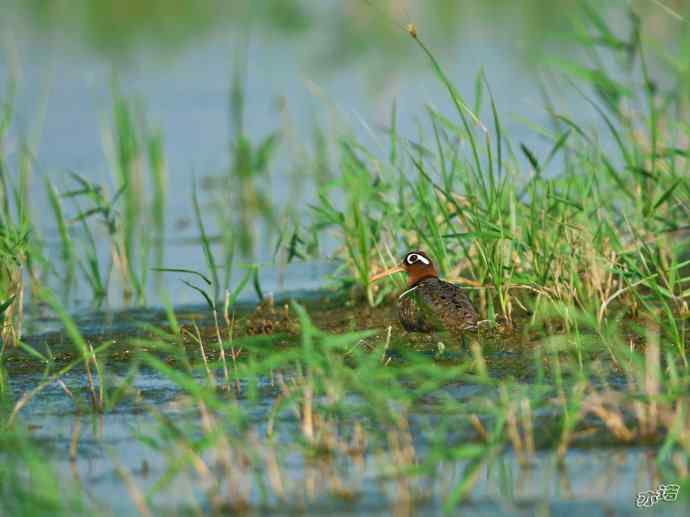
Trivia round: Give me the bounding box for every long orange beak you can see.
[369,265,405,283]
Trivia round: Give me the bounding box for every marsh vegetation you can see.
[1,1,690,514]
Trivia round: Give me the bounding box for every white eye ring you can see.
[406,253,430,265]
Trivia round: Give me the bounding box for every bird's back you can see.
[398,277,479,333]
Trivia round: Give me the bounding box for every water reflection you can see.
[8,362,689,515]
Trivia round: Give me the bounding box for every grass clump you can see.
[310,3,690,341]
[0,72,39,350]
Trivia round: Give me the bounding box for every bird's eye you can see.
[406,253,430,265]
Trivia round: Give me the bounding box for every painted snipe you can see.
[370,250,479,333]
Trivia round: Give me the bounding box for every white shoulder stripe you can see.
[398,285,419,299]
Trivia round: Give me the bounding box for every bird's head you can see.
[369,250,438,287]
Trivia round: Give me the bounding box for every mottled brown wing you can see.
[416,278,479,332]
[398,287,444,332]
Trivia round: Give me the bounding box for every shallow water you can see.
[5,296,689,515]
[8,360,689,515]
[20,259,342,333]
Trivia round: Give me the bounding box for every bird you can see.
[369,250,479,334]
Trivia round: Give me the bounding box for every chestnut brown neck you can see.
[406,264,438,287]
